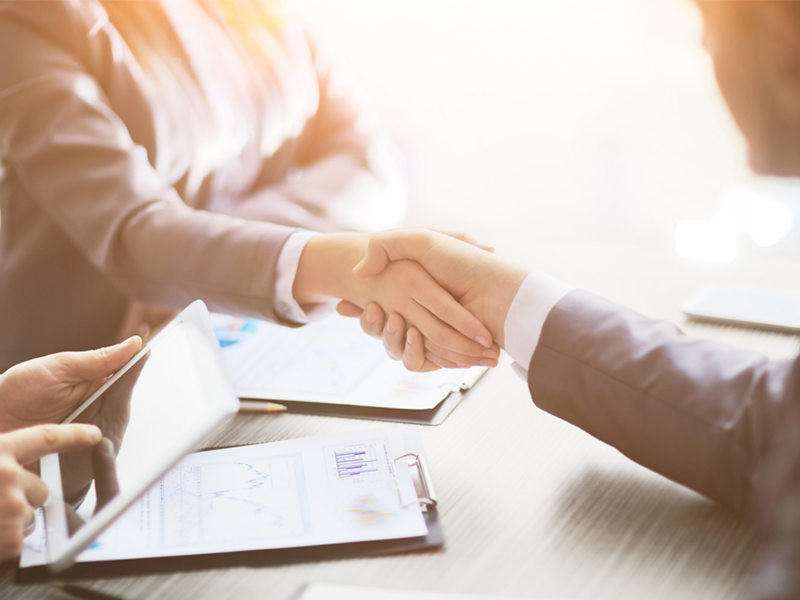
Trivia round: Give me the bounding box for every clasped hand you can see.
[293,232,504,371]
[328,229,529,372]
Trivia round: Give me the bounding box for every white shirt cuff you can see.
[274,231,336,324]
[504,272,573,375]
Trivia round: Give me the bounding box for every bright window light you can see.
[675,219,736,261]
[716,189,792,247]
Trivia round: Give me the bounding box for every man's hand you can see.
[339,229,529,371]
[293,232,501,371]
[0,337,142,432]
[0,424,102,561]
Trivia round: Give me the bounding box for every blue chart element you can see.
[334,448,378,479]
[214,318,259,348]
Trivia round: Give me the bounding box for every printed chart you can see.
[161,454,307,546]
[213,317,259,348]
[333,446,379,479]
[210,312,468,409]
[324,440,390,486]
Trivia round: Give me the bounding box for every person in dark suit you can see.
[338,2,800,598]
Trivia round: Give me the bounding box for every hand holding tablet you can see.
[0,423,101,562]
[37,301,240,572]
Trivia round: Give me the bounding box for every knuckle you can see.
[425,327,449,348]
[422,340,445,357]
[39,425,59,448]
[0,464,18,487]
[435,301,453,323]
[0,465,18,487]
[2,530,24,557]
[402,356,420,372]
[0,495,27,519]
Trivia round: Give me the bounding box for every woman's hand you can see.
[339,229,529,371]
[0,423,102,561]
[0,337,142,433]
[292,232,500,371]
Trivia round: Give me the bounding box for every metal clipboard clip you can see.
[392,453,438,511]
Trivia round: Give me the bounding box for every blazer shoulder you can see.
[0,0,101,56]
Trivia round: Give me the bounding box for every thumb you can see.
[353,230,437,278]
[352,238,393,278]
[4,424,103,465]
[58,336,143,382]
[353,229,493,279]
[426,228,495,253]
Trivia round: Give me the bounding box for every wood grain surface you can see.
[3,1,799,598]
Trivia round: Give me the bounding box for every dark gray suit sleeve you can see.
[526,289,800,514]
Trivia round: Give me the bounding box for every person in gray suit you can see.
[338,2,800,598]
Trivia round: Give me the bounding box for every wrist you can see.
[484,262,529,348]
[293,232,370,305]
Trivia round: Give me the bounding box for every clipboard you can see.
[276,367,487,425]
[16,427,443,582]
[212,313,489,425]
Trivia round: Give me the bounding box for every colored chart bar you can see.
[334,449,378,479]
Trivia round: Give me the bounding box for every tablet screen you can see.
[45,309,239,562]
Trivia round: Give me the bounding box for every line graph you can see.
[161,454,307,547]
[212,314,388,397]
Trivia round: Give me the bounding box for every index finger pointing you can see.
[3,424,103,466]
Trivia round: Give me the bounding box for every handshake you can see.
[294,228,531,373]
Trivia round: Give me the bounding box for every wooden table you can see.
[1,240,797,600]
[3,1,800,598]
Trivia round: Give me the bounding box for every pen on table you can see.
[52,581,125,600]
[238,400,287,413]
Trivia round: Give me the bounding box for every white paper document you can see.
[211,313,485,410]
[21,428,429,567]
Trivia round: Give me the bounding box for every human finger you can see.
[383,313,407,361]
[424,228,495,253]
[0,490,33,560]
[336,300,363,318]
[403,328,441,372]
[397,296,489,361]
[92,439,120,511]
[353,229,495,280]
[335,302,388,339]
[18,468,49,509]
[362,303,387,339]
[423,352,460,369]
[352,230,436,278]
[0,459,35,558]
[56,336,143,383]
[421,338,500,368]
[399,266,493,350]
[5,424,102,465]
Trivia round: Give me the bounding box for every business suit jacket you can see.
[0,1,404,371]
[527,289,800,599]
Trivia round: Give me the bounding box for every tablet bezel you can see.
[41,300,240,572]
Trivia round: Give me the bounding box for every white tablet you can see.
[682,284,800,332]
[40,300,240,572]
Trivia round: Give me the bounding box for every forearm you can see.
[528,290,800,513]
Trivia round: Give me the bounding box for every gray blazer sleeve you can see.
[527,289,800,514]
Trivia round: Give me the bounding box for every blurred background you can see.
[304,0,800,342]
